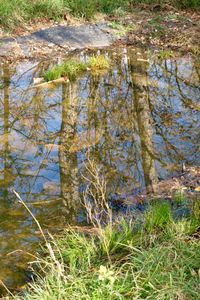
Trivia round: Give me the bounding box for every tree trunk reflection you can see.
[130,56,158,192]
[59,82,80,222]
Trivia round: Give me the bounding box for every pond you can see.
[0,47,199,291]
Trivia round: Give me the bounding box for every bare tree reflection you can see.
[59,82,80,222]
[129,54,158,192]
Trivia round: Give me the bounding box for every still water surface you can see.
[0,48,199,290]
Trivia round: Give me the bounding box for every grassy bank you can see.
[13,200,200,300]
[0,0,200,30]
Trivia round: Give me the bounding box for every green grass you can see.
[88,55,111,72]
[158,49,174,60]
[13,201,200,300]
[0,0,199,31]
[0,0,66,29]
[43,56,110,82]
[0,0,130,30]
[145,202,173,231]
[43,59,87,81]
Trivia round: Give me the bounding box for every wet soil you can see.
[0,7,199,63]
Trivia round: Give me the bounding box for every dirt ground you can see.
[0,5,200,63]
[112,4,200,54]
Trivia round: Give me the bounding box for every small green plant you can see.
[173,189,187,205]
[113,7,126,17]
[43,56,110,82]
[145,202,172,232]
[43,65,63,82]
[62,59,87,80]
[192,199,200,220]
[158,49,174,60]
[108,21,133,36]
[57,230,97,273]
[171,218,199,236]
[88,55,111,72]
[64,0,96,19]
[109,21,125,30]
[147,15,165,36]
[43,59,87,81]
[98,0,130,14]
[99,219,139,256]
[148,15,163,26]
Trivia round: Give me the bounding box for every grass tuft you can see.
[43,56,111,82]
[43,59,87,82]
[145,201,173,232]
[88,55,111,73]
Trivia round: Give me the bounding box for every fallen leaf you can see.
[194,186,200,192]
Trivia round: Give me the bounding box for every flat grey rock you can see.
[19,24,113,47]
[0,23,116,59]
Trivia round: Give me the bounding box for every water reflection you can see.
[0,48,199,289]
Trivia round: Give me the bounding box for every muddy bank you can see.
[0,7,199,63]
[0,23,116,63]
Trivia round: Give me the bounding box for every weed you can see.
[192,200,200,220]
[43,65,63,82]
[173,188,187,204]
[148,15,163,26]
[172,0,200,8]
[98,0,130,14]
[43,56,110,82]
[145,202,172,232]
[108,21,133,37]
[147,15,165,37]
[158,49,174,60]
[88,55,111,72]
[0,0,66,29]
[57,230,97,273]
[131,0,200,7]
[43,59,87,81]
[62,59,87,80]
[113,7,126,17]
[99,219,140,256]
